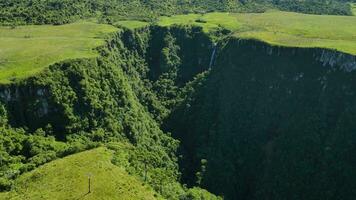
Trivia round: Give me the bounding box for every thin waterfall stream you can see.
[209,43,217,69]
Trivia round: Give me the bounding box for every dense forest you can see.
[0,0,354,25]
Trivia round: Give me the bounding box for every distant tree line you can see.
[0,0,353,25]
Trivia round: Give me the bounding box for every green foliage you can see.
[0,104,7,127]
[352,3,356,15]
[272,0,352,15]
[180,187,222,200]
[0,125,98,191]
[2,13,356,200]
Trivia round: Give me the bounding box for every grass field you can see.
[0,147,160,200]
[114,20,149,29]
[157,11,356,55]
[158,12,240,32]
[0,22,117,83]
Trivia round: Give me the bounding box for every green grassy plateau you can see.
[157,11,356,55]
[114,20,149,30]
[1,11,355,84]
[0,21,117,83]
[0,147,160,200]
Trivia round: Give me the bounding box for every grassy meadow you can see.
[233,11,356,55]
[114,20,149,30]
[156,11,356,55]
[157,12,241,32]
[0,147,160,200]
[0,21,117,83]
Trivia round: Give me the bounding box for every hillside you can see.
[0,147,161,200]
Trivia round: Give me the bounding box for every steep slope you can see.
[0,147,161,200]
[166,38,356,199]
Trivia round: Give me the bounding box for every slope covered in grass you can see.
[0,21,117,83]
[157,11,356,55]
[0,147,161,200]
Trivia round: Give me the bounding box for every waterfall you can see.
[209,43,217,69]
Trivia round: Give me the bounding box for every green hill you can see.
[0,147,161,200]
[0,21,117,83]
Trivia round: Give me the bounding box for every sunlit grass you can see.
[0,147,160,200]
[157,11,356,55]
[157,12,241,32]
[114,20,149,29]
[0,22,118,83]
[233,11,356,54]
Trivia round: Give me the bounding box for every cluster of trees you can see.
[272,0,353,15]
[0,0,354,25]
[0,103,98,190]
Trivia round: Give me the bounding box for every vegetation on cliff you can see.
[0,26,221,199]
[165,39,356,199]
[1,3,356,199]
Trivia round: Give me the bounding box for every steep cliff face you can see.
[0,85,53,131]
[166,38,356,199]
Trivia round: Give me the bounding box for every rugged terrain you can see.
[1,5,356,200]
